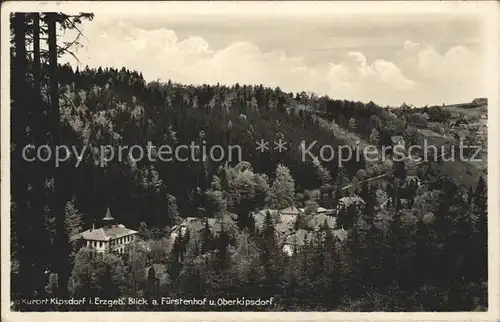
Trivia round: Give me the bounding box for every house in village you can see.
[70,207,139,254]
[336,196,365,212]
[251,209,279,232]
[251,208,296,242]
[282,229,313,256]
[205,215,237,236]
[253,206,336,231]
[275,222,295,241]
[169,217,204,242]
[279,206,303,225]
[317,207,336,215]
[308,213,337,231]
[307,213,347,247]
[298,206,336,216]
[281,227,348,256]
[252,205,338,246]
[252,206,302,232]
[170,214,238,242]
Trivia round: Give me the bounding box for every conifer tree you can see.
[270,164,296,209]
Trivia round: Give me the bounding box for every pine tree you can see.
[259,210,280,298]
[215,225,230,271]
[270,164,296,209]
[312,157,332,186]
[201,219,214,253]
[361,183,376,225]
[321,223,342,308]
[386,209,405,287]
[393,160,407,181]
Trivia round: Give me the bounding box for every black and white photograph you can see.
[1,1,499,318]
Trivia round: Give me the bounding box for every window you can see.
[99,241,102,248]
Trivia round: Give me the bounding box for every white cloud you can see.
[61,19,485,107]
[404,40,420,50]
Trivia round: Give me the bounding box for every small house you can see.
[308,213,337,231]
[170,217,204,241]
[282,229,313,256]
[317,207,336,215]
[252,209,279,232]
[315,228,349,244]
[279,206,303,225]
[275,222,294,238]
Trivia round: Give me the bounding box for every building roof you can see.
[173,215,237,236]
[298,207,335,215]
[255,209,279,217]
[179,217,205,232]
[318,207,335,215]
[308,213,337,230]
[275,222,293,235]
[252,209,279,231]
[72,226,138,242]
[279,206,303,215]
[338,196,365,207]
[284,229,313,246]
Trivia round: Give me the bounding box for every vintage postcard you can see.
[1,1,499,321]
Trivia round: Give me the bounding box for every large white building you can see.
[71,207,138,254]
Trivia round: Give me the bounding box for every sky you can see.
[60,10,487,107]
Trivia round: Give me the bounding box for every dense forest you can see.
[10,12,488,311]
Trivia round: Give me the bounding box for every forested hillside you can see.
[10,13,488,312]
